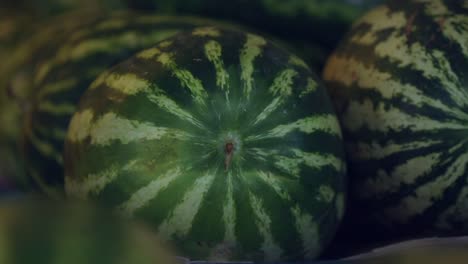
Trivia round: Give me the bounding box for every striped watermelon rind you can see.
[23,13,245,197]
[65,27,346,262]
[323,0,468,237]
[124,0,386,70]
[1,10,116,190]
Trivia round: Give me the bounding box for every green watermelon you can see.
[64,27,346,262]
[0,197,176,264]
[1,11,110,189]
[23,13,240,197]
[124,0,386,71]
[323,0,468,238]
[0,9,38,188]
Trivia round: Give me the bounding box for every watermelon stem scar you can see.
[224,142,234,171]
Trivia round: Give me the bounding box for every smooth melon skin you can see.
[64,27,346,262]
[0,197,176,264]
[323,0,468,239]
[22,12,243,198]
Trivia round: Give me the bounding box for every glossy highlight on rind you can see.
[65,27,346,262]
[323,0,468,236]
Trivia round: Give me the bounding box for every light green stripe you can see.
[289,55,309,69]
[383,142,468,224]
[37,79,77,99]
[119,166,184,217]
[256,170,291,201]
[28,131,63,165]
[252,69,297,126]
[350,5,407,45]
[87,112,192,147]
[374,31,468,108]
[255,171,325,258]
[147,91,205,129]
[37,29,181,85]
[251,148,343,176]
[37,102,76,115]
[159,40,173,48]
[157,52,208,106]
[104,73,151,95]
[421,0,468,57]
[317,185,335,203]
[348,140,443,161]
[324,55,468,121]
[158,170,217,239]
[248,191,283,262]
[299,78,318,98]
[34,61,53,85]
[291,206,320,259]
[67,30,180,61]
[359,152,442,200]
[335,193,345,220]
[343,99,468,133]
[35,124,67,141]
[439,15,468,57]
[246,114,342,141]
[95,18,127,31]
[89,70,111,90]
[67,109,95,143]
[65,160,139,199]
[193,27,221,37]
[205,40,229,91]
[223,171,237,243]
[137,47,162,59]
[276,149,344,176]
[240,34,266,99]
[437,177,468,229]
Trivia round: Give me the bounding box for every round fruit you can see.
[0,197,176,264]
[23,13,235,197]
[65,27,346,262]
[323,0,468,237]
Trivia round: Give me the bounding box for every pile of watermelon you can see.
[0,0,467,263]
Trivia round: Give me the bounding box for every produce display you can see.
[0,197,176,264]
[323,0,468,238]
[64,27,346,262]
[1,0,467,262]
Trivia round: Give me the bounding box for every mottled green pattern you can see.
[23,14,234,197]
[65,28,346,262]
[323,0,468,236]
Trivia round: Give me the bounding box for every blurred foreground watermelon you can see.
[0,197,177,264]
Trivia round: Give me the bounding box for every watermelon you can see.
[1,11,111,190]
[0,197,176,264]
[323,0,468,238]
[124,0,386,71]
[0,9,38,188]
[22,13,241,197]
[64,27,346,262]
